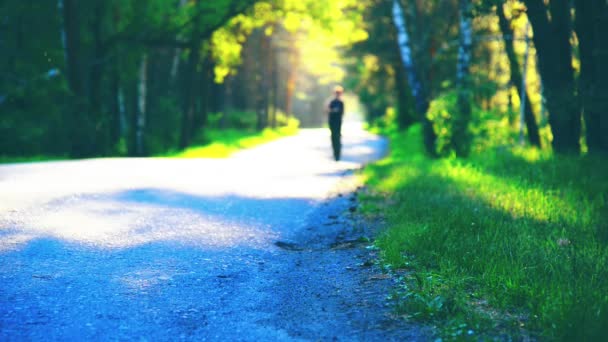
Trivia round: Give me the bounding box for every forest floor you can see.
[0,124,433,340]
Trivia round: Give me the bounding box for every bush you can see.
[207,110,258,130]
[426,91,515,157]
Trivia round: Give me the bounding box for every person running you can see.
[327,86,344,161]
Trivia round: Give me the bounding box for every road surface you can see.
[0,124,430,340]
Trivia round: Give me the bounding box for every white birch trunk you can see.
[391,0,425,114]
[392,0,437,155]
[456,0,473,86]
[136,53,148,155]
[170,50,181,83]
[451,0,474,156]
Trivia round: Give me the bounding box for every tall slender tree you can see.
[453,0,474,157]
[392,0,437,156]
[496,3,541,147]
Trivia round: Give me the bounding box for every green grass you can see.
[1,125,297,163]
[0,155,67,164]
[362,124,608,340]
[160,125,298,159]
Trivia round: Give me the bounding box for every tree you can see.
[62,0,97,157]
[453,0,474,157]
[391,0,437,156]
[523,0,580,153]
[495,2,541,147]
[575,0,608,155]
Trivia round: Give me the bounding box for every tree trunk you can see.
[453,0,473,157]
[256,31,271,131]
[135,53,148,156]
[575,0,608,155]
[89,0,107,154]
[118,86,127,138]
[62,0,96,157]
[61,0,83,98]
[391,0,437,156]
[194,55,211,133]
[127,79,138,156]
[57,0,68,65]
[524,0,580,154]
[208,60,224,114]
[179,38,201,148]
[285,37,298,117]
[170,0,188,85]
[518,21,531,146]
[394,63,415,130]
[263,33,272,129]
[109,69,121,148]
[496,4,541,147]
[271,45,279,128]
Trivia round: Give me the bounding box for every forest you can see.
[1,0,607,339]
[1,0,606,158]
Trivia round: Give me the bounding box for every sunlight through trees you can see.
[0,0,606,158]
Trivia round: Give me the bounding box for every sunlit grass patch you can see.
[161,125,298,159]
[0,126,297,163]
[363,124,608,340]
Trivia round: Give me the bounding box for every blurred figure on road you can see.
[326,86,344,161]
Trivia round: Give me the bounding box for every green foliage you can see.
[211,2,275,82]
[425,90,514,157]
[145,96,182,155]
[346,54,396,123]
[0,79,71,156]
[0,1,71,156]
[343,0,397,124]
[160,123,298,159]
[211,110,259,130]
[157,108,300,158]
[363,124,608,340]
[207,109,300,131]
[370,106,398,132]
[427,92,458,156]
[211,0,369,84]
[273,110,299,128]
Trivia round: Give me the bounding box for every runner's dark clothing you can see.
[328,98,344,161]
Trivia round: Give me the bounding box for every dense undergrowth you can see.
[361,124,608,340]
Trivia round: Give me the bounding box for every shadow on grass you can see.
[364,126,608,340]
[471,147,608,202]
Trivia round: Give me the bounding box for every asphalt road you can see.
[0,124,431,341]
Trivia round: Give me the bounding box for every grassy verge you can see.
[0,155,67,164]
[1,125,297,164]
[161,125,298,159]
[361,124,608,340]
